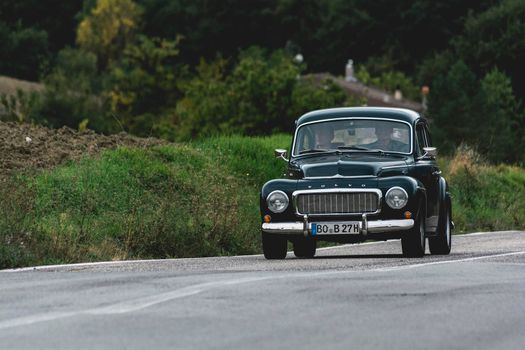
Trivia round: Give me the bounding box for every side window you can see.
[416,124,427,156]
[423,125,432,147]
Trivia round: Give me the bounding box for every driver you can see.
[368,123,408,152]
[315,124,335,149]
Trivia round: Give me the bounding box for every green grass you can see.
[1,135,524,268]
[0,134,290,268]
[440,156,525,234]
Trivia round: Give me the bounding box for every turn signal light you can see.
[264,215,272,223]
[404,211,412,219]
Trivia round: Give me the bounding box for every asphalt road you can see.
[1,231,525,350]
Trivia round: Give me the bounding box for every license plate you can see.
[311,222,361,235]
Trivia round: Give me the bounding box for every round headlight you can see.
[385,187,408,209]
[266,190,289,213]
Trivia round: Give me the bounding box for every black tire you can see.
[429,203,452,255]
[262,233,287,259]
[401,202,426,258]
[293,237,317,258]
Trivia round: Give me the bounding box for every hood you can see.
[291,153,409,178]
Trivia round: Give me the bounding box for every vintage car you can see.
[260,107,452,259]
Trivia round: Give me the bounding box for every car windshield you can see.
[293,119,411,156]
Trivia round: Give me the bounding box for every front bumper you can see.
[262,214,414,236]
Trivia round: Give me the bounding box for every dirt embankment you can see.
[0,121,164,177]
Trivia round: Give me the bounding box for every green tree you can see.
[176,48,300,139]
[77,0,142,68]
[0,22,50,80]
[429,62,524,163]
[290,77,349,118]
[31,48,110,131]
[427,60,483,153]
[478,69,523,163]
[176,47,350,140]
[453,0,525,97]
[108,35,184,137]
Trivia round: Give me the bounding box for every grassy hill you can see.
[1,128,524,269]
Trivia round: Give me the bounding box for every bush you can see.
[290,77,349,118]
[0,22,50,81]
[355,65,419,100]
[28,48,112,132]
[441,146,525,233]
[108,34,185,137]
[428,61,524,163]
[176,47,349,140]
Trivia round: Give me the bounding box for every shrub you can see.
[428,62,524,163]
[28,48,111,132]
[0,22,50,81]
[176,47,350,140]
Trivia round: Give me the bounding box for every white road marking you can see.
[1,249,524,331]
[0,276,273,331]
[371,250,525,272]
[4,231,520,273]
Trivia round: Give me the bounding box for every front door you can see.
[413,122,440,232]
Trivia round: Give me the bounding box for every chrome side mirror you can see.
[423,147,437,158]
[274,148,289,162]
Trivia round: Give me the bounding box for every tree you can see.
[0,21,49,80]
[77,0,142,68]
[30,48,110,131]
[428,62,524,163]
[427,60,483,153]
[453,0,525,98]
[479,69,523,163]
[175,47,350,140]
[108,35,184,137]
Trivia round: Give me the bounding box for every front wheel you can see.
[262,233,287,259]
[429,204,452,255]
[293,238,316,258]
[401,202,426,257]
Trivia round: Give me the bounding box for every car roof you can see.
[296,107,421,126]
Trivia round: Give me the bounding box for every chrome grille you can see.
[296,191,379,215]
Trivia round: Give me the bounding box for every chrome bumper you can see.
[262,214,414,236]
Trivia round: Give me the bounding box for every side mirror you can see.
[274,148,289,162]
[423,147,437,158]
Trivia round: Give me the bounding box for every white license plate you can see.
[311,222,361,235]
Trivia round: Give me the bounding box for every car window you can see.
[416,124,427,156]
[294,119,411,155]
[424,124,432,147]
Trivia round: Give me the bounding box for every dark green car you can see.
[260,107,453,259]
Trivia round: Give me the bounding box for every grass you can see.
[0,134,290,268]
[1,136,524,268]
[440,146,525,234]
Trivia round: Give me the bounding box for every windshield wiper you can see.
[298,148,332,154]
[365,149,408,157]
[337,145,370,151]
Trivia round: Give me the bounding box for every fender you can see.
[260,179,298,221]
[428,176,451,236]
[375,176,426,220]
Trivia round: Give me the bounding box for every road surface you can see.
[1,231,524,349]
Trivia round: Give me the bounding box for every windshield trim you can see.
[291,117,414,157]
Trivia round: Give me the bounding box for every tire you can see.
[401,202,426,257]
[262,233,287,259]
[429,204,452,255]
[293,238,317,258]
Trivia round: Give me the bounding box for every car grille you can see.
[295,191,379,215]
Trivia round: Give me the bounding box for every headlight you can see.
[385,187,408,209]
[266,190,289,213]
